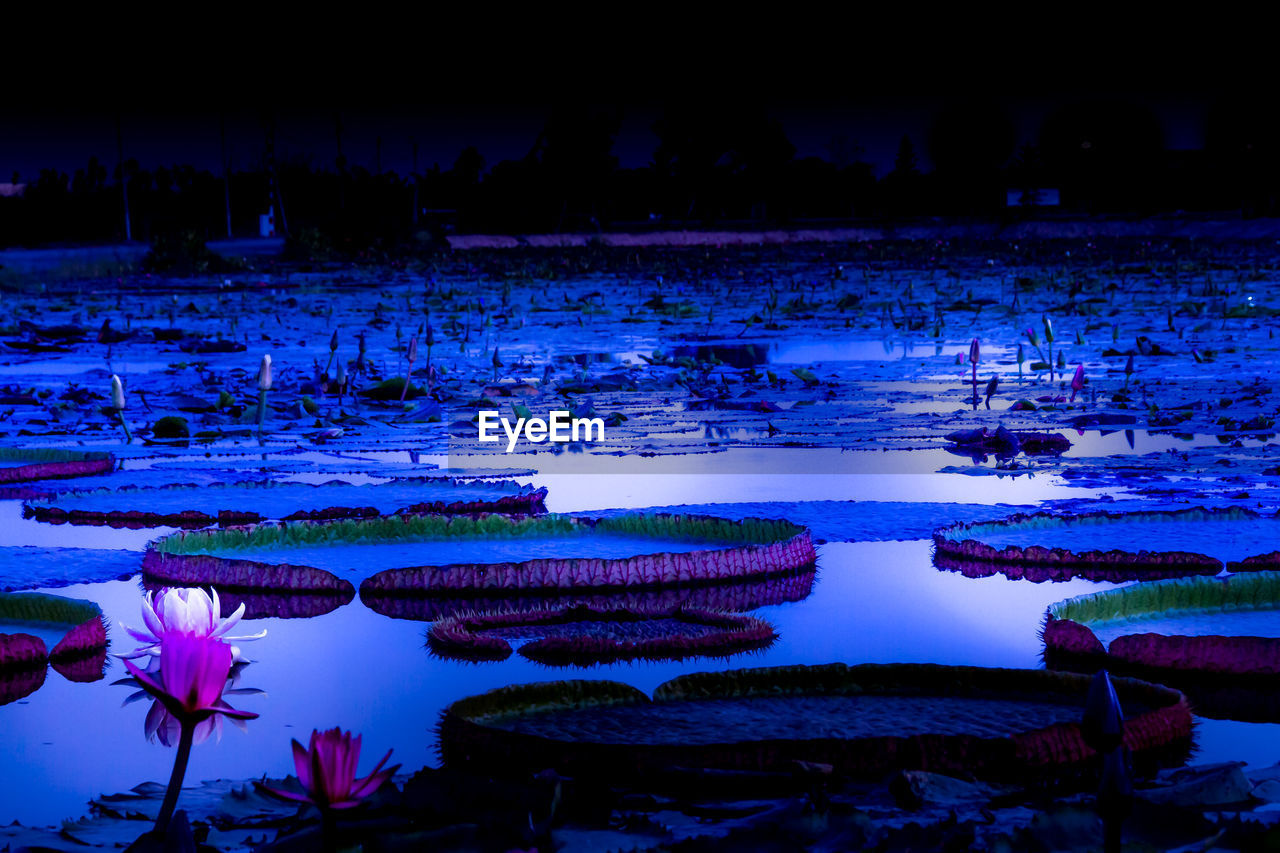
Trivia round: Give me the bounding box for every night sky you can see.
[0,20,1258,184]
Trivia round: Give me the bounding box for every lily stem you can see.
[155,721,194,834]
[321,808,338,853]
[400,365,413,403]
[256,389,268,437]
[117,410,132,443]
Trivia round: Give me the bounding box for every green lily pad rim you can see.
[151,512,809,556]
[1050,569,1280,627]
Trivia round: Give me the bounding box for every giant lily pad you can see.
[24,478,547,528]
[141,549,355,620]
[363,565,815,622]
[0,547,141,592]
[139,578,354,621]
[428,605,777,665]
[0,448,113,485]
[934,507,1280,581]
[0,592,109,696]
[145,514,815,602]
[1045,572,1280,721]
[440,663,1192,782]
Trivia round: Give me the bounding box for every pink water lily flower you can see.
[1070,364,1086,402]
[258,728,400,811]
[119,587,265,662]
[122,633,259,727]
[127,662,263,747]
[145,698,233,746]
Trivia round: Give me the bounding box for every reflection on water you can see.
[0,539,1150,826]
[516,448,1110,512]
[0,454,1265,828]
[670,340,1008,367]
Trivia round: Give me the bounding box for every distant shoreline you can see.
[446,217,1280,249]
[6,217,1280,278]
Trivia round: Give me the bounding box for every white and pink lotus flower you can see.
[118,587,266,664]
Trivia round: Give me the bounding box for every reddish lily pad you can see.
[141,550,356,619]
[0,448,113,485]
[363,565,815,622]
[140,577,354,620]
[428,605,778,665]
[0,592,109,698]
[933,507,1279,581]
[24,479,547,529]
[146,514,815,602]
[1044,571,1280,720]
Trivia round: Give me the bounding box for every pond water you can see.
[7,241,1280,841]
[7,473,1278,826]
[971,516,1280,562]
[0,537,1107,825]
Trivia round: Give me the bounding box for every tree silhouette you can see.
[928,100,1015,213]
[884,135,923,215]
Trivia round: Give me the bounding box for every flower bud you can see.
[969,338,980,365]
[407,335,418,363]
[329,330,338,352]
[1043,315,1055,344]
[111,374,125,410]
[257,354,273,391]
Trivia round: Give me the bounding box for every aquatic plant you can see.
[1082,670,1124,754]
[0,631,45,670]
[1045,571,1280,686]
[149,512,814,599]
[440,663,1191,783]
[427,604,777,665]
[109,374,131,443]
[24,479,548,529]
[152,415,190,440]
[0,592,108,670]
[324,329,338,378]
[933,507,1266,577]
[968,337,980,405]
[363,565,815,622]
[0,448,114,485]
[255,354,272,436]
[122,633,258,834]
[257,727,399,814]
[400,334,418,403]
[117,587,265,664]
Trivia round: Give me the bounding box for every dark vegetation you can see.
[3,98,1279,256]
